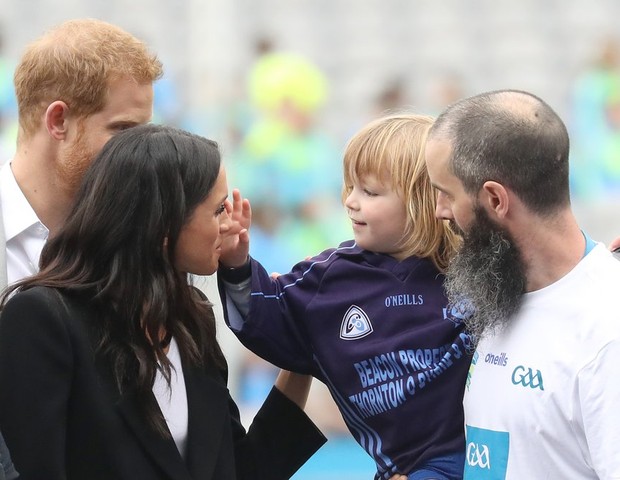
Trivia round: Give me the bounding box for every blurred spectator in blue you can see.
[228,47,346,274]
[224,37,275,149]
[0,27,18,163]
[570,37,620,201]
[152,72,183,127]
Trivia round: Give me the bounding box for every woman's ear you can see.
[480,180,510,220]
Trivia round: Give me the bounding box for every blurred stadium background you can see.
[2,1,620,478]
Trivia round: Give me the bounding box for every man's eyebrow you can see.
[430,182,447,193]
[109,120,140,129]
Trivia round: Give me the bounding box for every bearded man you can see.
[425,89,620,479]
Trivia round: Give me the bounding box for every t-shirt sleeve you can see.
[577,338,620,478]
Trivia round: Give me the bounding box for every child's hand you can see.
[220,188,252,268]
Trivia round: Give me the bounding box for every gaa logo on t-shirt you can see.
[464,426,509,480]
[340,305,373,340]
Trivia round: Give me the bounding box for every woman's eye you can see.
[215,204,226,215]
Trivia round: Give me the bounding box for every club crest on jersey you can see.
[340,305,373,340]
[443,297,475,326]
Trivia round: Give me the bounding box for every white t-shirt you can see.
[0,161,48,285]
[152,337,189,458]
[463,244,620,480]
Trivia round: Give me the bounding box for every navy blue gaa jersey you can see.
[222,240,474,479]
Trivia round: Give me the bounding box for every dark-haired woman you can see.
[0,124,325,479]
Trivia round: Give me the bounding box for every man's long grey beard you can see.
[445,207,527,345]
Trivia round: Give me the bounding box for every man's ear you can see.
[45,101,70,140]
[480,180,510,219]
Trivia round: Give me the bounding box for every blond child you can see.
[219,114,472,479]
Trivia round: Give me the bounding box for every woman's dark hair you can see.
[2,124,226,435]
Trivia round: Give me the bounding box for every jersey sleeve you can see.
[576,339,620,478]
[219,251,334,376]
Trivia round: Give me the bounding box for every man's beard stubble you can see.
[445,206,527,345]
[56,126,94,196]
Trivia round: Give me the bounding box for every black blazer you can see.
[0,287,326,480]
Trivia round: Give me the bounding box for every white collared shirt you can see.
[0,161,49,285]
[152,337,189,458]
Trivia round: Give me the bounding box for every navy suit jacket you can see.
[0,287,325,479]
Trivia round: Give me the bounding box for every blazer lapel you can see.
[183,364,230,479]
[117,391,193,480]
